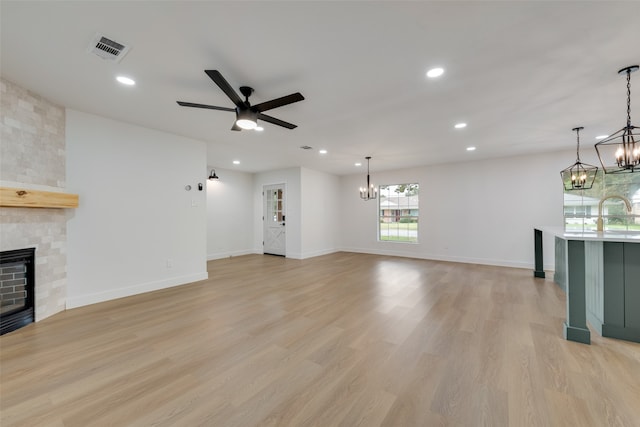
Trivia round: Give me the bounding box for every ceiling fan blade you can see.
[257,113,297,129]
[205,70,244,108]
[231,122,242,131]
[252,93,304,113]
[176,101,235,112]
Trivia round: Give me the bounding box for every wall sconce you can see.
[208,169,219,180]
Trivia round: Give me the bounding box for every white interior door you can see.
[263,184,286,256]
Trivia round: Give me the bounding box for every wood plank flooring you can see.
[1,252,639,426]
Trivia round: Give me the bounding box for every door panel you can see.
[263,184,286,256]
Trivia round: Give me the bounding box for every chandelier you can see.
[595,65,640,174]
[359,156,377,200]
[560,127,598,190]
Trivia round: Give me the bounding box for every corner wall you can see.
[206,167,254,260]
[65,110,208,308]
[301,167,340,258]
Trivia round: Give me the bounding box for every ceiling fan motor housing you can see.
[239,86,254,102]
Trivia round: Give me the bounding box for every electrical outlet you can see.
[166,259,173,268]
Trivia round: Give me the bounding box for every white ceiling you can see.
[2,1,639,175]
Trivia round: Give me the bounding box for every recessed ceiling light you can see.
[426,67,444,78]
[454,123,467,129]
[233,160,240,165]
[355,162,362,167]
[116,76,135,86]
[319,149,327,154]
[466,146,476,151]
[595,135,608,140]
[254,126,264,132]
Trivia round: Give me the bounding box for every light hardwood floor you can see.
[1,253,639,426]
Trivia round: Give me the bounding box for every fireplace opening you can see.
[1,248,35,335]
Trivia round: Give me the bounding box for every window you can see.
[562,172,640,232]
[379,184,419,242]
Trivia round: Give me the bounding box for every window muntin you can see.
[379,184,419,243]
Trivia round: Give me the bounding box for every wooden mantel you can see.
[0,187,79,209]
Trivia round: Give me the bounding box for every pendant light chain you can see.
[627,68,632,127]
[575,127,581,162]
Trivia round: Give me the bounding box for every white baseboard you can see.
[285,252,302,259]
[298,248,339,260]
[66,271,209,309]
[207,249,256,261]
[338,246,554,270]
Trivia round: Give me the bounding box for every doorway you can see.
[263,184,286,256]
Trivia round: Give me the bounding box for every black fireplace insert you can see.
[0,248,35,335]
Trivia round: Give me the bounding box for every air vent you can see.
[300,145,313,150]
[87,33,131,62]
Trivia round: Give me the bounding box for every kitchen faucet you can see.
[596,195,632,231]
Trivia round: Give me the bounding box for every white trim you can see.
[338,246,554,270]
[285,252,303,259]
[299,248,339,259]
[207,250,255,261]
[66,271,209,309]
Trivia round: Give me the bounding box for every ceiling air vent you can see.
[87,33,131,62]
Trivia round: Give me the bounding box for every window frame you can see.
[378,183,419,244]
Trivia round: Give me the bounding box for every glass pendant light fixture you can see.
[359,156,377,200]
[560,127,598,190]
[595,65,640,174]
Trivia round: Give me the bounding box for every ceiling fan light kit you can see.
[235,106,258,130]
[177,70,304,131]
[595,65,640,174]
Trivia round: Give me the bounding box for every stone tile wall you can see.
[0,78,67,320]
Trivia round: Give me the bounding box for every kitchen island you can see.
[534,227,640,344]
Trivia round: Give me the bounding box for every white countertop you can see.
[537,226,640,243]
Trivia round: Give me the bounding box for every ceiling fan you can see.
[177,70,304,131]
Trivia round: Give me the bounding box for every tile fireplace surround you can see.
[0,78,68,322]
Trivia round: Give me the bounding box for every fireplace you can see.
[0,248,35,335]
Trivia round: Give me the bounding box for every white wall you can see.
[253,168,302,258]
[65,110,208,308]
[300,167,340,258]
[339,150,571,269]
[206,167,254,260]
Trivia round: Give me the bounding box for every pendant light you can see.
[359,156,377,200]
[595,65,640,174]
[560,127,598,190]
